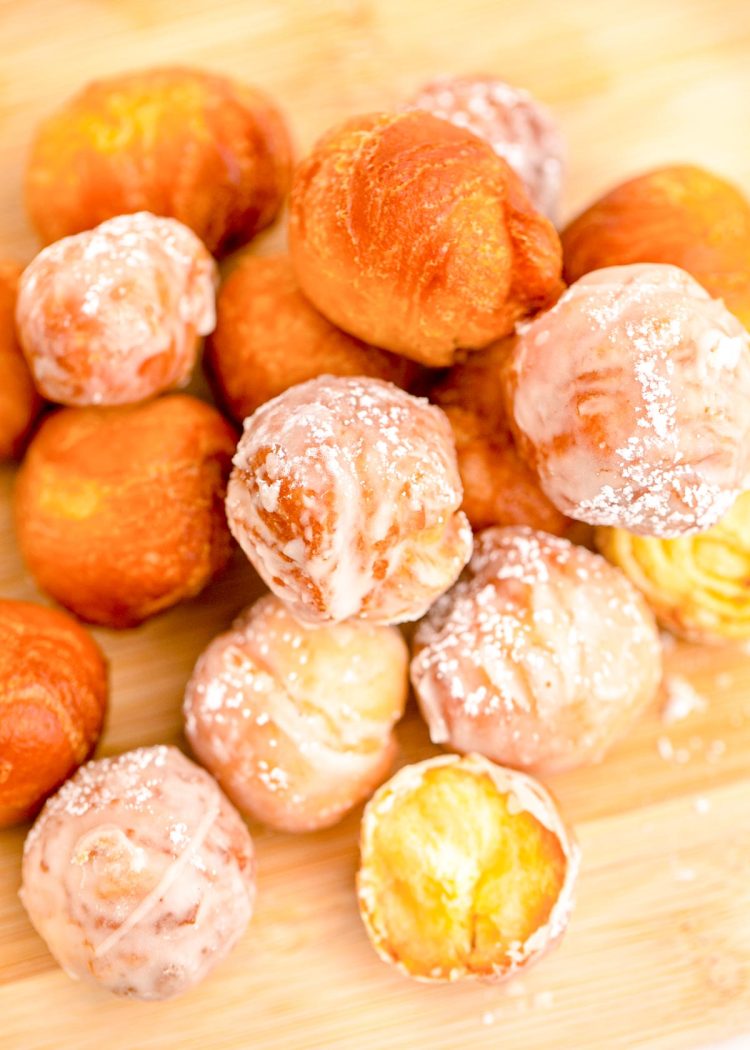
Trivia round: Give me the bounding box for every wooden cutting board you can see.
[2,1,750,1047]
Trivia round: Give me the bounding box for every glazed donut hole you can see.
[25,66,294,256]
[14,394,236,628]
[596,490,750,645]
[0,600,107,828]
[184,593,409,832]
[506,263,750,537]
[404,75,565,223]
[357,753,579,982]
[430,337,572,535]
[289,109,563,367]
[226,374,473,626]
[206,254,420,423]
[411,526,663,775]
[16,212,217,407]
[0,260,43,460]
[20,746,255,1001]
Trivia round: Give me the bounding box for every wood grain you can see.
[1,1,750,1047]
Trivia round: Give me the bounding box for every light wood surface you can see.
[2,1,750,1047]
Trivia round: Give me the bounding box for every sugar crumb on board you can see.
[660,673,708,724]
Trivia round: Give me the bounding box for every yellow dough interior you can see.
[366,766,566,978]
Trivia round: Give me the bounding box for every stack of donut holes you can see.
[2,64,750,1001]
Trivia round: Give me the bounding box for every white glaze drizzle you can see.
[226,375,472,624]
[20,746,254,1001]
[411,526,662,772]
[184,594,408,830]
[509,264,750,537]
[16,212,217,406]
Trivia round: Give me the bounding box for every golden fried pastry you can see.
[562,165,750,328]
[0,600,107,827]
[597,490,750,643]
[184,594,408,832]
[0,261,42,458]
[206,254,418,422]
[506,264,750,537]
[357,752,579,982]
[226,375,473,625]
[16,213,216,407]
[289,110,563,366]
[26,67,293,255]
[430,337,571,533]
[405,75,565,222]
[21,746,255,1000]
[411,527,662,774]
[15,395,235,628]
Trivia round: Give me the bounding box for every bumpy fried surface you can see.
[289,110,563,366]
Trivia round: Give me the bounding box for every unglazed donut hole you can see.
[25,66,293,256]
[405,75,565,223]
[206,254,419,422]
[289,110,563,366]
[430,337,571,534]
[357,752,579,982]
[14,395,236,628]
[562,165,750,329]
[0,261,42,459]
[597,490,750,644]
[226,375,473,625]
[20,746,255,1001]
[411,526,662,774]
[506,263,750,537]
[0,600,107,827]
[16,213,217,407]
[184,594,409,832]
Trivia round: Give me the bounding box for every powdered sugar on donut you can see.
[184,594,407,831]
[411,526,662,773]
[405,75,565,222]
[507,264,750,537]
[226,375,473,625]
[16,212,217,406]
[20,746,254,1001]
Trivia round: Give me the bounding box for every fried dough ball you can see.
[430,337,571,534]
[206,254,419,422]
[405,75,565,222]
[0,261,42,459]
[226,375,473,625]
[289,110,563,366]
[562,165,750,329]
[411,527,662,774]
[184,594,408,832]
[506,263,750,537]
[597,490,750,644]
[20,746,255,1001]
[26,67,293,256]
[16,213,217,407]
[0,600,107,827]
[14,395,235,628]
[357,752,579,982]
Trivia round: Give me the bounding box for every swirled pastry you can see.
[597,491,750,643]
